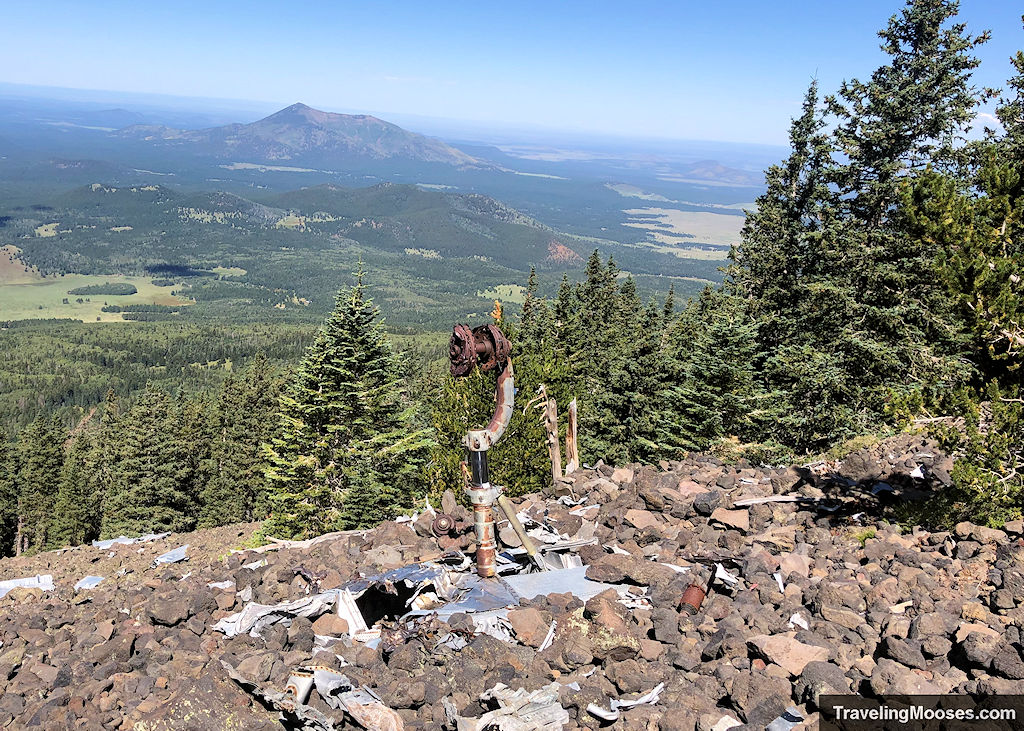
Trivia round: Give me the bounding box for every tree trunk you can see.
[545,397,562,484]
[565,398,579,475]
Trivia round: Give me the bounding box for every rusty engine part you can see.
[430,514,455,537]
[448,322,543,577]
[679,583,707,615]
[449,324,510,377]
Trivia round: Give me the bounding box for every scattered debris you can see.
[453,683,569,731]
[92,532,169,549]
[0,433,1005,730]
[767,706,806,731]
[214,592,338,638]
[73,576,104,591]
[151,544,188,567]
[0,574,53,597]
[586,682,665,721]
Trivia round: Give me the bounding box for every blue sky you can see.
[2,0,1021,144]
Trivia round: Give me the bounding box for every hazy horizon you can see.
[3,0,1021,146]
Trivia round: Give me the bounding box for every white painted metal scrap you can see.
[0,575,53,598]
[586,682,665,722]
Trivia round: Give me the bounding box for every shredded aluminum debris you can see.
[714,563,740,586]
[151,544,188,567]
[788,613,809,630]
[452,683,569,731]
[586,682,665,721]
[214,592,339,637]
[0,575,54,597]
[74,576,104,591]
[92,532,169,549]
[767,706,806,731]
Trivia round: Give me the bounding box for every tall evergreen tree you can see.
[826,0,988,395]
[0,430,18,557]
[731,80,837,341]
[200,354,282,526]
[15,416,65,553]
[263,271,433,539]
[994,21,1024,158]
[100,387,199,538]
[49,428,102,547]
[666,289,762,450]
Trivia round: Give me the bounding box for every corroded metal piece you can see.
[448,323,510,377]
[449,321,516,577]
[472,503,497,578]
[679,583,707,615]
[430,514,455,536]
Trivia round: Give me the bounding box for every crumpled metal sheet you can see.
[213,591,339,637]
[454,683,569,731]
[766,706,805,731]
[151,544,188,567]
[345,562,459,601]
[586,682,665,722]
[74,576,104,591]
[0,574,54,598]
[221,660,340,731]
[501,565,620,602]
[226,661,404,731]
[92,532,169,549]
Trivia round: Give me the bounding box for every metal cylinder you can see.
[472,501,497,577]
[468,449,489,485]
[679,584,706,615]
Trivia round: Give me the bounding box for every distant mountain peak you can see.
[117,103,484,168]
[266,102,342,125]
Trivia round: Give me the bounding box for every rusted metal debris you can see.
[679,583,707,615]
[450,322,524,577]
[430,513,455,536]
[449,323,510,377]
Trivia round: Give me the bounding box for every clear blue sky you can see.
[2,0,1021,144]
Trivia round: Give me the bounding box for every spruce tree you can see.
[666,289,762,450]
[200,354,281,526]
[826,0,988,397]
[994,21,1024,158]
[15,416,65,553]
[731,80,837,342]
[0,430,18,557]
[263,271,433,539]
[49,428,102,547]
[100,387,198,538]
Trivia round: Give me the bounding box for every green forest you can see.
[0,0,1021,554]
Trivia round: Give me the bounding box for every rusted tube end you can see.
[679,584,706,615]
[473,503,497,578]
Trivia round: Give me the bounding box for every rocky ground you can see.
[2,434,1023,730]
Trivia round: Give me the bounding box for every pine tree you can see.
[100,387,199,537]
[263,270,433,539]
[49,428,102,547]
[903,150,1023,383]
[200,354,281,526]
[828,0,988,212]
[15,416,65,553]
[730,80,837,342]
[994,21,1024,158]
[666,289,762,450]
[0,430,18,557]
[825,0,988,396]
[181,392,215,521]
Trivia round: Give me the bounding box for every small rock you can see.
[710,508,749,532]
[748,634,829,676]
[311,613,350,637]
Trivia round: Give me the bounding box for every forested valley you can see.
[0,0,1021,556]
